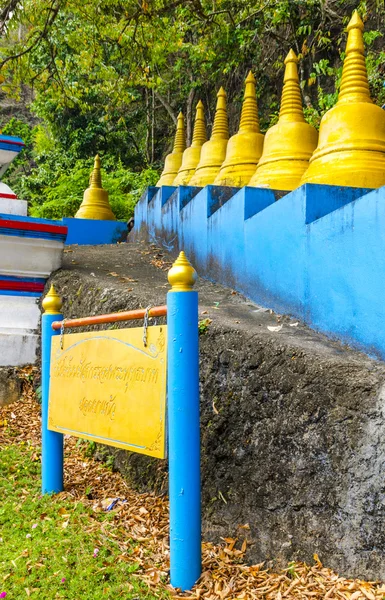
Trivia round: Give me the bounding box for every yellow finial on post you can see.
[75,154,116,220]
[42,285,63,315]
[173,101,207,186]
[168,251,197,291]
[249,50,318,191]
[157,113,186,186]
[301,10,385,189]
[214,70,264,187]
[189,87,229,186]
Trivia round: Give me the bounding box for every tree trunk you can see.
[186,88,195,146]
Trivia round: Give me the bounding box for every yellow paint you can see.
[48,325,167,459]
[249,50,318,191]
[189,87,229,186]
[214,71,264,187]
[75,155,116,220]
[42,285,62,315]
[301,11,385,188]
[173,101,207,186]
[156,113,186,186]
[168,251,197,291]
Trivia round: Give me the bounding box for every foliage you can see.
[0,1,384,217]
[198,318,212,335]
[0,443,164,599]
[27,159,158,221]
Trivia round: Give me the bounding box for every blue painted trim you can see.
[0,134,24,146]
[0,228,66,241]
[42,313,64,494]
[0,290,41,297]
[0,213,62,226]
[0,142,24,153]
[167,290,201,590]
[0,274,46,283]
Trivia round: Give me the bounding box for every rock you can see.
[0,367,22,406]
[47,242,385,580]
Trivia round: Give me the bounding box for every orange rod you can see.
[51,305,167,330]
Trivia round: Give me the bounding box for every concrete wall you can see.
[0,214,67,366]
[134,182,385,358]
[63,217,128,245]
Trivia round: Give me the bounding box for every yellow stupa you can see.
[173,101,207,186]
[156,112,186,186]
[189,87,229,186]
[75,155,116,220]
[214,71,264,187]
[301,11,385,188]
[249,50,318,191]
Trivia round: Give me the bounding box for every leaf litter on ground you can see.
[0,366,384,599]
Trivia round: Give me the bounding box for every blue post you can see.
[167,251,201,590]
[41,285,64,494]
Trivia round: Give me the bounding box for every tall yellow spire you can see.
[301,10,385,188]
[173,101,207,186]
[239,71,261,132]
[278,50,305,121]
[249,50,318,191]
[210,87,229,139]
[215,71,264,187]
[75,155,116,220]
[191,100,207,146]
[189,87,229,186]
[338,11,371,103]
[156,112,186,186]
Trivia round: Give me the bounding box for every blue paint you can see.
[0,274,46,283]
[160,186,202,253]
[180,185,240,271]
[304,184,372,223]
[0,134,25,149]
[62,218,128,245]
[0,290,41,297]
[0,213,61,226]
[307,186,385,357]
[147,186,176,241]
[134,187,158,233]
[167,290,201,590]
[136,182,385,358]
[0,227,66,242]
[42,312,64,494]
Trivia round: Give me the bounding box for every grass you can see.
[0,443,166,600]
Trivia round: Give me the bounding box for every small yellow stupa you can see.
[214,71,264,187]
[75,155,116,220]
[301,11,385,188]
[173,101,207,185]
[249,50,318,191]
[156,112,186,186]
[189,87,229,187]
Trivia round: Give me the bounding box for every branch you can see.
[155,92,177,124]
[0,0,63,70]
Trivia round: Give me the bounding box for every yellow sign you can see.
[48,325,167,459]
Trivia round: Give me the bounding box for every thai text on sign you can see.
[48,325,167,458]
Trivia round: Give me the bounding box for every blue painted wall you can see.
[134,182,385,358]
[63,217,128,246]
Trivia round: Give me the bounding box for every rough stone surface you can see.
[47,241,385,580]
[0,367,22,406]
